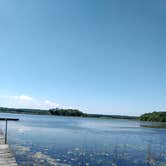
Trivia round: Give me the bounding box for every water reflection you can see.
[0,113,166,166]
[140,121,166,128]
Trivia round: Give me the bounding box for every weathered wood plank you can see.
[0,130,18,166]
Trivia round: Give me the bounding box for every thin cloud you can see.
[44,100,59,108]
[18,95,33,101]
[0,95,59,109]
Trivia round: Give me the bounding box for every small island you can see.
[140,112,166,122]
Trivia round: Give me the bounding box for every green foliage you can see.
[140,112,166,122]
[49,108,87,117]
[0,106,138,119]
[0,107,50,115]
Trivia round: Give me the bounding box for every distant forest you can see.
[140,112,166,122]
[1,107,166,122]
[49,108,86,117]
[0,107,50,115]
[0,107,138,119]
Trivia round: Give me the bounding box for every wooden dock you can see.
[0,130,18,165]
[0,119,18,166]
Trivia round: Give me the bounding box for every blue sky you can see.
[0,0,166,115]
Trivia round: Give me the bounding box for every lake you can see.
[0,113,166,166]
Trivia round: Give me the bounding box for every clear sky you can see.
[0,0,166,116]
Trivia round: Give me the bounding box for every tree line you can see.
[140,112,166,122]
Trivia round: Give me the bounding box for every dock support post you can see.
[0,118,19,144]
[5,119,8,144]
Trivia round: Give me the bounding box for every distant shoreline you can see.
[140,112,166,122]
[0,107,138,120]
[1,107,166,123]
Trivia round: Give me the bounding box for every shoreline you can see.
[0,110,138,120]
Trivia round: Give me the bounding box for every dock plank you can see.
[0,130,18,166]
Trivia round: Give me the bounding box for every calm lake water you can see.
[0,113,166,166]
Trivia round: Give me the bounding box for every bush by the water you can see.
[140,112,166,122]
